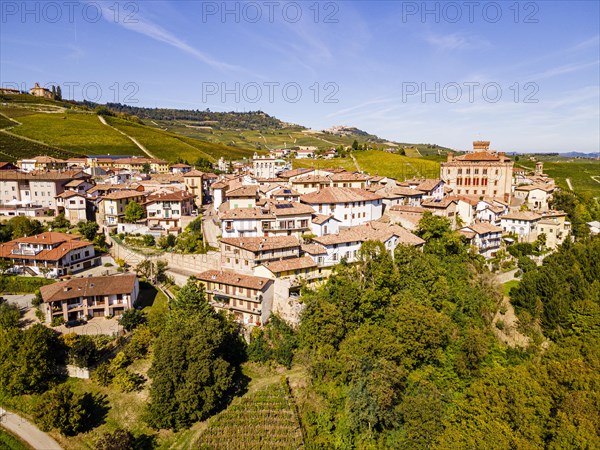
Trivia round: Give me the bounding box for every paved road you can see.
[0,407,63,450]
[202,205,220,248]
[2,294,35,310]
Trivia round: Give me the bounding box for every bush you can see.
[124,326,153,360]
[142,234,155,247]
[0,300,20,329]
[34,384,95,436]
[92,362,114,386]
[113,369,144,392]
[51,316,65,327]
[96,429,135,450]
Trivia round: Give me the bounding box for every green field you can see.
[517,158,600,197]
[0,109,142,156]
[0,427,33,450]
[295,150,441,180]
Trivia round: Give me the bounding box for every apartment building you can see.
[197,270,274,326]
[220,236,301,274]
[0,170,89,212]
[300,187,383,227]
[220,200,315,238]
[144,189,195,233]
[55,191,90,224]
[40,274,139,323]
[0,232,98,277]
[98,190,146,227]
[459,222,503,259]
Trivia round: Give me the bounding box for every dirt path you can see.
[1,408,63,450]
[97,115,157,159]
[566,178,574,190]
[350,153,361,172]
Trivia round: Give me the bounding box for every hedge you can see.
[0,276,55,293]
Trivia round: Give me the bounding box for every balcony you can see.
[209,288,260,303]
[11,247,41,256]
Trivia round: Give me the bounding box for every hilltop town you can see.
[0,140,579,328]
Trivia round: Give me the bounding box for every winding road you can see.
[1,407,63,450]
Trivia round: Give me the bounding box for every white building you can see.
[252,153,290,179]
[300,187,383,227]
[310,221,425,267]
[459,222,503,259]
[500,211,542,242]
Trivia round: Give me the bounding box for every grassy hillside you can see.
[0,131,85,161]
[295,150,441,180]
[106,116,254,162]
[0,107,142,156]
[517,158,600,197]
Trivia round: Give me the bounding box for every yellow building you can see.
[441,141,514,202]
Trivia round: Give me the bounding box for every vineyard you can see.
[0,131,84,161]
[195,378,304,449]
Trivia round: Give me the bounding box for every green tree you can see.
[0,324,62,395]
[56,85,62,100]
[119,308,146,331]
[34,384,95,436]
[0,298,20,329]
[78,221,99,241]
[145,281,245,430]
[9,216,43,239]
[48,212,70,229]
[124,201,144,223]
[142,162,152,174]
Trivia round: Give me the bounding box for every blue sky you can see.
[1,1,599,153]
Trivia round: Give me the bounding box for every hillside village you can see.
[0,140,579,331]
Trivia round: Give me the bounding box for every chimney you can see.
[447,152,454,162]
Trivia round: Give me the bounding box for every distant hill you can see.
[0,92,454,163]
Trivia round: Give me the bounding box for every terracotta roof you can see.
[226,185,259,197]
[221,236,300,252]
[301,243,327,255]
[330,172,369,182]
[292,175,331,184]
[461,222,503,235]
[102,190,146,200]
[277,168,313,179]
[421,198,457,209]
[313,221,424,247]
[456,151,509,162]
[170,163,191,168]
[65,179,86,187]
[416,179,443,192]
[260,256,317,273]
[270,187,300,197]
[55,191,86,199]
[40,274,137,303]
[542,210,567,218]
[389,205,426,214]
[33,156,66,164]
[145,189,194,203]
[0,233,93,262]
[312,214,339,224]
[0,170,84,181]
[183,169,206,177]
[197,270,272,290]
[378,186,423,198]
[221,201,314,220]
[211,181,229,189]
[88,184,142,194]
[515,184,554,192]
[301,187,382,204]
[501,211,542,221]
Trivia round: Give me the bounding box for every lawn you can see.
[4,110,142,156]
[502,280,520,297]
[0,428,33,450]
